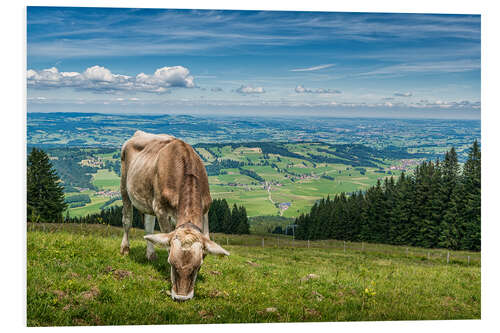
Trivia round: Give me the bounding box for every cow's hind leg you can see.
[144,214,157,261]
[120,193,133,255]
[202,213,209,237]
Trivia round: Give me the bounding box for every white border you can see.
[3,1,499,332]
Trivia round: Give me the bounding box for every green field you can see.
[61,142,409,218]
[92,169,120,191]
[27,223,480,326]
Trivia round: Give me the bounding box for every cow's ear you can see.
[144,232,173,247]
[203,237,230,256]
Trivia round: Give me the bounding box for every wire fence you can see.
[28,223,481,266]
[210,234,481,266]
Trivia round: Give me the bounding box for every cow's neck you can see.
[176,174,203,229]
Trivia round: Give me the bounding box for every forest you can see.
[64,198,250,235]
[294,141,481,251]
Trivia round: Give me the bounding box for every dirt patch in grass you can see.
[52,290,67,301]
[80,286,100,301]
[246,260,260,267]
[104,266,133,280]
[304,308,321,318]
[209,289,229,298]
[199,310,214,319]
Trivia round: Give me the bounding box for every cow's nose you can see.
[171,289,194,301]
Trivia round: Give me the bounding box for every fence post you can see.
[468,256,470,265]
[226,237,228,246]
[406,248,408,257]
[308,239,310,248]
[362,242,364,251]
[427,252,430,260]
[344,241,346,253]
[447,251,450,264]
[262,238,264,248]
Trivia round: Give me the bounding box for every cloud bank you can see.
[27,65,195,93]
[295,85,342,94]
[235,85,265,94]
[394,92,413,97]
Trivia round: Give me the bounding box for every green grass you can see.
[27,223,480,326]
[92,169,120,190]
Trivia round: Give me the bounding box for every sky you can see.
[26,7,481,119]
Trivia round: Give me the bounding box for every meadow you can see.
[62,143,405,218]
[27,223,480,326]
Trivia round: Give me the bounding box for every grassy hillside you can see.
[27,223,480,326]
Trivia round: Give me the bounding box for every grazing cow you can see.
[120,130,229,301]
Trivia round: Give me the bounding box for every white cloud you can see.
[295,85,341,94]
[290,64,334,72]
[83,66,115,82]
[235,85,265,94]
[27,65,195,93]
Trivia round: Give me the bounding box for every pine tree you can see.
[27,148,67,222]
[208,199,220,232]
[230,204,241,234]
[438,148,462,249]
[461,140,481,250]
[236,206,250,234]
[220,199,233,234]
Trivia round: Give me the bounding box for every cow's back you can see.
[121,130,175,166]
[121,131,176,214]
[155,139,211,214]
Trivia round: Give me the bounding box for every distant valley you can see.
[27,112,480,220]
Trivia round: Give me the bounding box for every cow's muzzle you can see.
[171,288,194,301]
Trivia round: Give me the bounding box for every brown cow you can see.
[120,130,229,301]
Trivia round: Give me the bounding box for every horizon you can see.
[27,110,481,121]
[27,7,481,119]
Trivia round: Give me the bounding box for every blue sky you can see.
[27,7,481,119]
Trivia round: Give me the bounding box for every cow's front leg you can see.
[120,195,133,255]
[144,214,157,261]
[202,213,209,237]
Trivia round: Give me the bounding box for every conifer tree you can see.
[461,140,481,250]
[27,148,67,222]
[231,203,240,234]
[236,206,250,234]
[208,199,220,232]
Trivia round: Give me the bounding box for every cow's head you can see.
[144,228,229,301]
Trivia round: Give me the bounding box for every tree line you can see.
[65,199,251,235]
[208,199,250,234]
[295,141,481,251]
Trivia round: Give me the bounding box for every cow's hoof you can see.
[120,246,130,255]
[146,251,157,261]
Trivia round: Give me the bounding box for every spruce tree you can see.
[230,204,240,234]
[461,140,481,250]
[236,206,250,234]
[220,199,232,234]
[27,148,67,222]
[208,199,220,232]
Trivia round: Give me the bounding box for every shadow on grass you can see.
[127,245,205,283]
